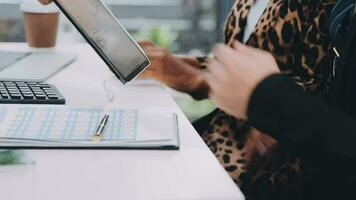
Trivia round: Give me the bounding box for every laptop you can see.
[0,50,76,81]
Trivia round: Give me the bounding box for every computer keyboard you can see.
[0,81,65,105]
[0,52,29,71]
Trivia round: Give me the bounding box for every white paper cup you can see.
[20,0,59,14]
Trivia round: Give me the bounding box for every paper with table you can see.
[0,106,179,149]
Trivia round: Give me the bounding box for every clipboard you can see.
[0,106,180,150]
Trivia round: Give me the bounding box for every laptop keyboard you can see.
[0,51,29,71]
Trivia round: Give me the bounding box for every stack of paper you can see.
[0,106,179,149]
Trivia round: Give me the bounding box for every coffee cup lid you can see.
[20,0,59,14]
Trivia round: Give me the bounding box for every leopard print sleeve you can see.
[247,0,335,93]
[291,0,335,93]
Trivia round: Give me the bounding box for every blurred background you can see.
[0,0,235,122]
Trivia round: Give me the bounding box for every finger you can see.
[232,41,255,56]
[205,58,227,81]
[202,72,215,97]
[142,46,166,57]
[145,47,165,55]
[202,71,219,90]
[233,41,273,59]
[202,71,214,85]
[212,44,238,67]
[212,44,252,72]
[202,72,225,99]
[138,40,155,47]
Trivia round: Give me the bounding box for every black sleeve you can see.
[247,74,356,160]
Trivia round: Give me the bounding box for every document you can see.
[0,106,179,149]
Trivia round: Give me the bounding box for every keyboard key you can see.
[8,89,19,92]
[48,95,59,100]
[34,92,45,96]
[39,84,51,88]
[23,91,33,95]
[4,82,14,84]
[10,94,21,98]
[9,90,20,94]
[32,90,42,93]
[33,90,43,93]
[22,92,33,95]
[21,90,32,94]
[10,94,21,99]
[35,94,46,99]
[23,95,34,99]
[32,90,43,94]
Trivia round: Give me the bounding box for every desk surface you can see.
[0,43,244,200]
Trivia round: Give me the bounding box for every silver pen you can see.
[92,114,110,143]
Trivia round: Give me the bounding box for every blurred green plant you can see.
[171,90,216,122]
[0,150,24,165]
[134,26,179,51]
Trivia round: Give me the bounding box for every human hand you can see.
[138,40,209,99]
[204,41,280,119]
[38,0,53,5]
[138,40,171,78]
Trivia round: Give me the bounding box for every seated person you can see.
[203,4,356,198]
[140,0,336,199]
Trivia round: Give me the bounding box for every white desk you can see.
[0,43,244,200]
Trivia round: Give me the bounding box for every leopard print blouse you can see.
[199,0,336,199]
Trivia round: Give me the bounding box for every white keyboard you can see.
[0,51,77,81]
[0,52,29,71]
